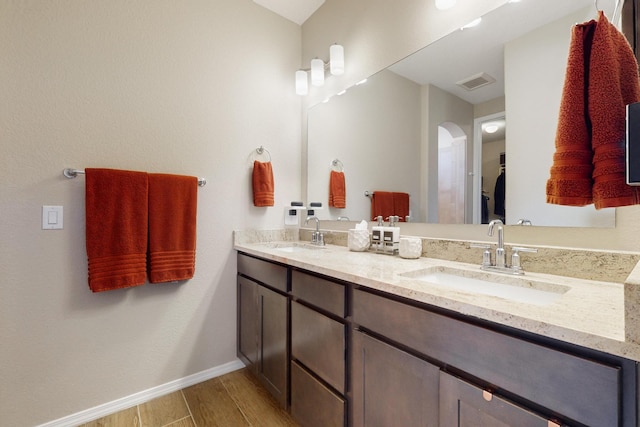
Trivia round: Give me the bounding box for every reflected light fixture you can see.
[311,58,325,86]
[435,0,456,10]
[295,43,345,95]
[484,124,499,134]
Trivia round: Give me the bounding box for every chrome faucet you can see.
[305,216,324,246]
[471,219,538,275]
[487,219,506,268]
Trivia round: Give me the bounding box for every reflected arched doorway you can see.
[438,122,467,224]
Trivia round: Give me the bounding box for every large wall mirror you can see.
[307,0,621,227]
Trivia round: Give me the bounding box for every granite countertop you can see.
[234,231,640,362]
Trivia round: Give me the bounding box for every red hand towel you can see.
[148,173,198,284]
[589,11,640,208]
[393,192,410,221]
[371,191,394,220]
[85,168,148,292]
[329,170,346,208]
[547,12,640,208]
[546,17,595,206]
[252,161,275,207]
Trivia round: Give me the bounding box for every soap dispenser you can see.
[383,216,401,254]
[371,216,384,251]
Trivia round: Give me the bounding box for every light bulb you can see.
[311,58,325,86]
[330,44,344,75]
[295,70,308,96]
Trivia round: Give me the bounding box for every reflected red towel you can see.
[393,192,410,221]
[371,191,394,220]
[252,161,274,207]
[329,170,346,208]
[85,168,148,292]
[148,173,198,284]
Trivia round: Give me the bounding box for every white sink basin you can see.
[399,266,570,306]
[262,242,326,252]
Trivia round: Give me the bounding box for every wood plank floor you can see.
[81,368,299,427]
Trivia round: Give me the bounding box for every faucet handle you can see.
[510,246,537,273]
[470,243,492,267]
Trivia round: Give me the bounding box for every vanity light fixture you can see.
[295,43,345,95]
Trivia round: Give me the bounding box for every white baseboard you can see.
[37,359,246,427]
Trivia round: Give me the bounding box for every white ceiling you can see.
[252,0,325,25]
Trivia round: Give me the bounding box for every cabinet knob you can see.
[482,390,493,402]
[547,421,561,427]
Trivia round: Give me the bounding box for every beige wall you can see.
[302,0,640,251]
[1,1,301,425]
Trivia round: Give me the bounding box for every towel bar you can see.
[63,168,207,187]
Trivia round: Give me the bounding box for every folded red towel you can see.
[148,173,198,284]
[252,161,275,207]
[85,168,148,292]
[329,170,346,208]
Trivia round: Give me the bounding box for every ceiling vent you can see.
[456,72,496,91]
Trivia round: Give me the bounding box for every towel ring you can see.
[256,146,271,162]
[331,159,344,172]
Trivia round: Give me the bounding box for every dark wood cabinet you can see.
[237,254,289,409]
[351,330,439,427]
[237,251,638,427]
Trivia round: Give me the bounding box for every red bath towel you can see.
[329,170,346,208]
[85,168,148,292]
[148,173,198,283]
[252,161,275,207]
[393,192,410,221]
[371,191,394,220]
[547,11,640,208]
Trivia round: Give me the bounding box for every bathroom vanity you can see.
[235,234,640,427]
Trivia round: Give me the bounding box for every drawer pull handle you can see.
[482,390,493,402]
[548,421,560,427]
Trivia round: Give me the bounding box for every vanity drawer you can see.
[291,361,345,427]
[237,253,288,292]
[352,289,621,427]
[292,301,345,394]
[292,270,345,317]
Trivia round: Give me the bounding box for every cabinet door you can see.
[237,276,258,368]
[257,285,289,409]
[352,331,439,427]
[439,372,554,427]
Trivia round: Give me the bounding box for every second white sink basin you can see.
[399,266,570,306]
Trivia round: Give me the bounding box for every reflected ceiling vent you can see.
[456,72,496,91]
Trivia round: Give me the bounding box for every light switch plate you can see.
[42,205,63,229]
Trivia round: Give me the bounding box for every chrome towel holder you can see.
[63,168,207,187]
